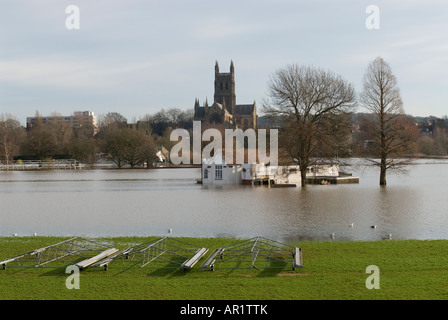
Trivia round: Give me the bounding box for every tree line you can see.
[263,57,447,186]
[0,108,193,168]
[1,57,447,184]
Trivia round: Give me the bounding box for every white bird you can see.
[370,225,377,229]
[33,232,37,236]
[13,233,17,237]
[382,233,392,240]
[168,228,172,234]
[330,233,335,239]
[349,223,354,228]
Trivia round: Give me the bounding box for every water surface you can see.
[1,159,447,242]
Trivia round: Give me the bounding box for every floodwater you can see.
[0,159,447,242]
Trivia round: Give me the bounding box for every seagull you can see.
[349,223,354,228]
[33,233,37,236]
[13,233,17,237]
[168,228,172,234]
[383,233,392,240]
[370,225,377,229]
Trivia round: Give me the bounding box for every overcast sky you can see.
[1,0,447,125]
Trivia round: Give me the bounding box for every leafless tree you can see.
[264,64,356,186]
[23,112,58,160]
[104,126,131,168]
[104,126,159,168]
[67,136,97,165]
[0,114,24,165]
[359,57,417,185]
[46,112,74,156]
[138,135,159,168]
[98,112,128,132]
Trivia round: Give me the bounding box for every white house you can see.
[201,153,341,187]
[201,153,242,185]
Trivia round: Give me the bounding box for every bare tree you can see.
[98,112,128,133]
[359,57,417,185]
[104,126,129,168]
[0,114,24,165]
[23,112,58,160]
[104,126,157,168]
[46,112,74,156]
[138,135,159,168]
[264,64,356,186]
[67,136,96,165]
[122,129,146,168]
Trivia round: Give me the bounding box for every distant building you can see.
[26,111,98,135]
[194,61,258,130]
[418,117,447,139]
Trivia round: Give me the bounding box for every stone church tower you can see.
[194,61,258,130]
[214,61,236,116]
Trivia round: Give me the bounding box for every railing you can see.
[0,159,84,170]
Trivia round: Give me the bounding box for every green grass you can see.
[0,236,447,300]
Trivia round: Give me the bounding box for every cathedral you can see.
[193,61,258,130]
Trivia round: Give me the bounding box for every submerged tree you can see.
[264,64,356,186]
[359,57,417,186]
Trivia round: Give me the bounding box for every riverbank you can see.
[2,155,447,171]
[0,236,447,300]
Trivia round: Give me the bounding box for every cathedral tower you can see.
[214,61,236,116]
[194,60,257,130]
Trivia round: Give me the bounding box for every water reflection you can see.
[0,160,447,242]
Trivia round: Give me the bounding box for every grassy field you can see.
[0,236,447,300]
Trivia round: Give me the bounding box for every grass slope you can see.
[0,236,447,300]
